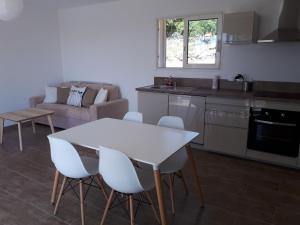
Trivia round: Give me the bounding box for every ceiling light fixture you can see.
[0,0,23,21]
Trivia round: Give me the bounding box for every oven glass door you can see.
[248,119,299,157]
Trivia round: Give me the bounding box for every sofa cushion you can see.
[94,88,108,104]
[67,86,86,107]
[57,87,70,104]
[43,86,57,103]
[60,81,120,101]
[82,88,98,108]
[36,103,90,121]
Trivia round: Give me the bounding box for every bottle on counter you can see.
[212,75,219,90]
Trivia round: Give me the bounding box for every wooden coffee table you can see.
[0,108,55,151]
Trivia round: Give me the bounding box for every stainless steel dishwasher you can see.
[168,94,206,144]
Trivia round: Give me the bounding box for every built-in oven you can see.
[247,108,300,158]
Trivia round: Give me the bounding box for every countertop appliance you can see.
[247,108,300,157]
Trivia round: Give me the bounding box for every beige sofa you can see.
[29,81,128,129]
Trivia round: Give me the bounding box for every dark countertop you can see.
[137,85,252,98]
[136,85,300,103]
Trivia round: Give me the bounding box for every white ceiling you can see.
[25,0,115,9]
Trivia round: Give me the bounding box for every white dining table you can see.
[48,118,204,225]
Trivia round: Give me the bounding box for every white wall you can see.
[0,1,63,125]
[59,0,300,110]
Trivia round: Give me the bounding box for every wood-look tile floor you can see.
[0,124,299,225]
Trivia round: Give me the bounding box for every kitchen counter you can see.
[136,85,300,103]
[137,79,300,169]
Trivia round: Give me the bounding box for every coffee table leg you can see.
[0,118,4,144]
[47,115,55,134]
[186,144,204,207]
[32,121,36,134]
[17,122,23,151]
[153,169,168,225]
[51,169,60,204]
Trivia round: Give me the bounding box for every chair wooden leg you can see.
[100,189,115,225]
[145,192,160,224]
[129,195,135,225]
[54,176,67,215]
[79,179,85,225]
[51,170,60,204]
[178,170,189,195]
[168,175,175,215]
[96,175,108,200]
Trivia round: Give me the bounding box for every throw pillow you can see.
[94,88,108,104]
[82,88,98,108]
[57,87,70,104]
[43,86,57,103]
[67,86,86,107]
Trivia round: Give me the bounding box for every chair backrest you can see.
[123,112,143,123]
[157,116,187,170]
[48,137,89,179]
[158,116,185,130]
[99,146,144,194]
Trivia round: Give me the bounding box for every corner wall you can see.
[0,2,63,125]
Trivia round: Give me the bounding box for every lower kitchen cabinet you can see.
[169,94,205,144]
[138,92,168,125]
[137,92,300,169]
[204,124,248,156]
[203,97,250,156]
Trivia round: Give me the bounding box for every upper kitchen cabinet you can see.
[222,11,259,44]
[138,92,168,125]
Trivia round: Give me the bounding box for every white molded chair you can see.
[48,137,108,225]
[157,116,189,214]
[98,146,160,225]
[123,112,143,123]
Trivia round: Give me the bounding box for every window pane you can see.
[187,18,218,65]
[166,18,184,68]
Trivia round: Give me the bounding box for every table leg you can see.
[17,122,23,151]
[153,169,168,225]
[32,120,36,134]
[47,115,55,134]
[51,169,60,204]
[186,144,204,207]
[0,118,4,144]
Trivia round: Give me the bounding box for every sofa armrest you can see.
[89,98,129,120]
[29,95,45,107]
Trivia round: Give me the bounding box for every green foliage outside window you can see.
[166,18,218,38]
[189,19,218,37]
[166,18,184,38]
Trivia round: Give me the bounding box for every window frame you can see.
[157,13,223,69]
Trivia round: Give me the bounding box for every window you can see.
[157,14,222,69]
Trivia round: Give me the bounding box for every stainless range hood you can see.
[258,0,300,43]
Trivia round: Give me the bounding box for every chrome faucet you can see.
[164,76,173,86]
